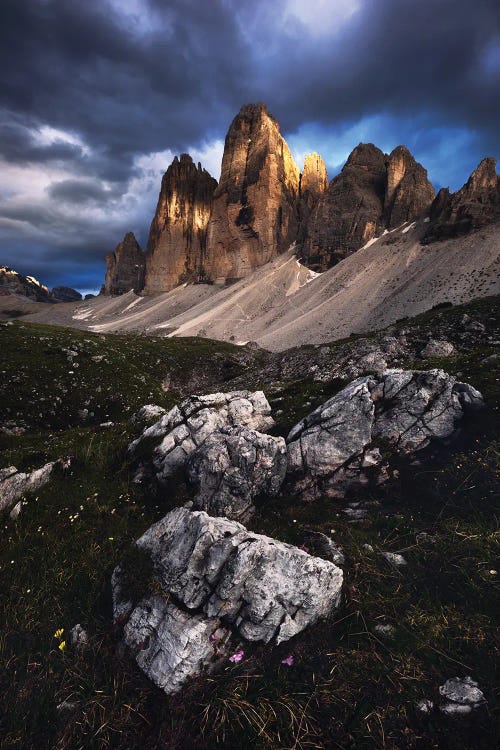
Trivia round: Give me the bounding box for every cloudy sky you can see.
[1,0,499,293]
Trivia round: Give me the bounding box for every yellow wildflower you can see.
[58,640,66,651]
[54,628,64,639]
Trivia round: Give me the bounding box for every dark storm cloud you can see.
[0,0,499,290]
[0,121,85,164]
[47,179,117,206]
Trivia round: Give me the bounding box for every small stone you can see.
[373,623,395,637]
[415,531,432,543]
[416,699,434,714]
[69,623,89,650]
[130,404,167,424]
[420,339,455,358]
[381,551,407,566]
[439,676,485,707]
[9,501,22,520]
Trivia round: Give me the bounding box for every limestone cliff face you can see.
[301,144,435,270]
[384,146,435,228]
[296,152,329,246]
[204,103,300,282]
[144,155,217,293]
[423,158,500,243]
[301,144,387,270]
[104,232,145,296]
[301,153,329,202]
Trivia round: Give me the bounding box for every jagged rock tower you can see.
[423,157,500,242]
[143,154,218,293]
[301,143,435,270]
[204,103,300,282]
[104,232,145,295]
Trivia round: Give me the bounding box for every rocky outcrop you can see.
[129,391,274,483]
[0,462,56,515]
[423,158,500,243]
[51,286,82,302]
[301,144,434,270]
[187,425,287,522]
[286,369,483,498]
[114,507,343,694]
[301,144,387,270]
[384,146,435,228]
[0,267,51,302]
[104,232,145,296]
[143,155,218,293]
[204,103,300,282]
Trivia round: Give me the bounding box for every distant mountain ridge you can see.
[0,266,83,303]
[102,102,500,297]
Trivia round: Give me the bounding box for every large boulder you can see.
[129,391,274,483]
[115,508,343,694]
[187,425,287,522]
[0,462,56,515]
[286,369,483,498]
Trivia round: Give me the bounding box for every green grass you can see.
[0,303,499,750]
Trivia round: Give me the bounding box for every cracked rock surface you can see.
[0,462,56,515]
[438,676,486,715]
[286,369,483,497]
[187,425,287,522]
[129,390,274,482]
[115,508,342,694]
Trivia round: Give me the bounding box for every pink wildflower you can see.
[281,655,294,666]
[229,649,245,663]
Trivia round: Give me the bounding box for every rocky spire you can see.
[301,152,329,199]
[300,143,436,269]
[301,143,387,270]
[143,154,217,293]
[424,157,500,243]
[384,145,435,228]
[297,152,329,246]
[204,103,300,282]
[104,232,145,296]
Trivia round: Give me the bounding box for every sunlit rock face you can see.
[300,143,435,271]
[301,152,329,202]
[296,152,329,245]
[104,232,145,296]
[384,145,435,228]
[301,143,387,270]
[143,155,218,293]
[424,157,500,242]
[204,103,300,283]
